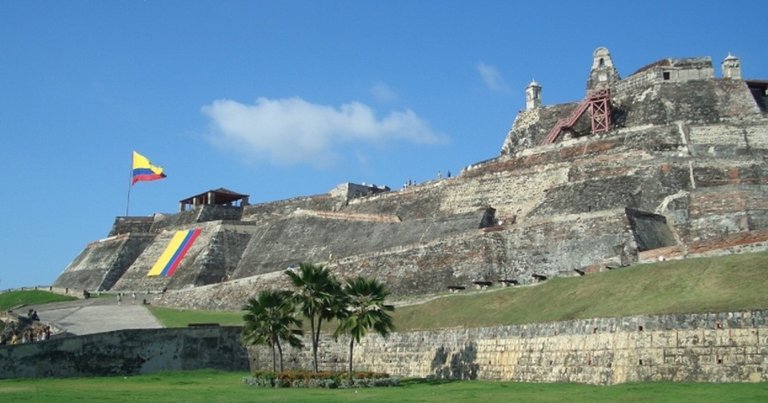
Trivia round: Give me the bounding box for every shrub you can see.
[243,370,399,388]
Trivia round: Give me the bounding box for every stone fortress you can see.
[13,47,761,384]
[54,47,768,311]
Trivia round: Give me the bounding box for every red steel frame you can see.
[542,89,611,145]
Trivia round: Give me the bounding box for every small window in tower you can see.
[599,58,605,68]
[663,71,671,80]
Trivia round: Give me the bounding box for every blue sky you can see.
[1,1,766,289]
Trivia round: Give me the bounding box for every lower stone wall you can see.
[0,326,249,379]
[248,311,768,385]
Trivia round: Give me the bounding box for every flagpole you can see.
[126,152,133,216]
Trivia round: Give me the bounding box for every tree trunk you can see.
[314,316,324,373]
[309,315,318,373]
[270,342,277,372]
[277,339,284,372]
[348,338,355,379]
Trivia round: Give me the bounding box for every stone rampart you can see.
[53,234,156,292]
[242,193,338,223]
[294,209,401,223]
[52,50,768,307]
[0,326,248,379]
[247,310,768,385]
[112,221,259,292]
[637,230,768,262]
[154,210,633,310]
[108,216,155,237]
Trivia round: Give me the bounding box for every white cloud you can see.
[370,82,399,103]
[202,97,444,166]
[477,62,510,92]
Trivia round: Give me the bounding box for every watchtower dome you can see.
[721,53,742,79]
[525,79,542,110]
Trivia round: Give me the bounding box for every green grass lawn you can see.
[0,290,77,311]
[0,370,766,402]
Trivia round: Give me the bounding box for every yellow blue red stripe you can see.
[132,151,166,185]
[147,228,202,277]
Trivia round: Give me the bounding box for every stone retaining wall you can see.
[0,326,248,379]
[248,310,768,385]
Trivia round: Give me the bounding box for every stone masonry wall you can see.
[0,326,249,379]
[248,310,768,385]
[112,221,261,292]
[53,234,156,292]
[154,210,633,310]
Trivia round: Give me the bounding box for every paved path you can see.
[24,295,163,336]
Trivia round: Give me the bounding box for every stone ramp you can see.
[26,296,163,336]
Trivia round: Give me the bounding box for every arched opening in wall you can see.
[625,208,677,252]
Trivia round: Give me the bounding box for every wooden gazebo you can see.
[179,188,249,212]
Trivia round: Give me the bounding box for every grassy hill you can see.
[393,251,768,331]
[0,290,77,311]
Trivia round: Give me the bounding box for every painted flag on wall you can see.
[147,228,202,277]
[132,151,166,185]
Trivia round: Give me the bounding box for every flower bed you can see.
[242,370,400,388]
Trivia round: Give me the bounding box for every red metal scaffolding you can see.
[542,89,612,145]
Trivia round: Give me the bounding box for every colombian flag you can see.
[132,151,166,185]
[147,228,202,277]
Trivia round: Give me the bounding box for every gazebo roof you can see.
[179,188,249,205]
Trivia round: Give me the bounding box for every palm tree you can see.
[285,262,344,373]
[242,289,303,372]
[334,276,395,378]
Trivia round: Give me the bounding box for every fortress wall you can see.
[613,80,759,129]
[111,222,259,292]
[437,167,568,220]
[501,103,577,155]
[0,326,248,379]
[108,216,154,236]
[529,168,663,217]
[166,227,254,288]
[342,184,444,221]
[687,121,768,151]
[149,206,244,232]
[195,205,244,222]
[248,310,768,385]
[319,210,629,294]
[638,230,768,262]
[242,193,339,223]
[53,234,155,292]
[503,79,761,157]
[685,186,768,242]
[496,210,634,275]
[230,211,482,281]
[151,210,632,310]
[153,271,289,311]
[150,209,198,232]
[294,209,401,223]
